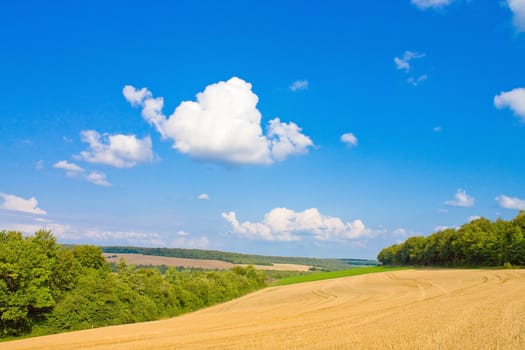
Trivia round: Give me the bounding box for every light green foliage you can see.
[72,245,109,272]
[1,230,266,339]
[0,230,67,336]
[377,212,525,267]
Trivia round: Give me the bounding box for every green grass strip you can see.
[271,266,409,286]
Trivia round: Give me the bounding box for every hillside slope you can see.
[5,269,525,349]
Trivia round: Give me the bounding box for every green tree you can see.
[72,245,110,272]
[378,213,525,268]
[0,230,68,336]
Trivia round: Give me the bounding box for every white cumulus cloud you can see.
[494,88,525,122]
[222,207,370,242]
[411,0,455,10]
[341,132,358,147]
[198,193,209,200]
[445,189,475,207]
[267,118,313,161]
[0,193,46,215]
[77,130,153,168]
[508,0,525,32]
[123,77,314,165]
[496,195,525,210]
[289,79,309,91]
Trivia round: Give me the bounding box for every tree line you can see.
[0,230,266,338]
[377,211,525,267]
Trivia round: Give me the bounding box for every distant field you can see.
[104,253,313,271]
[5,269,525,349]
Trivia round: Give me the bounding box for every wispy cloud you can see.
[54,160,85,176]
[411,0,455,10]
[407,74,428,86]
[392,228,408,236]
[4,222,73,239]
[394,51,427,86]
[86,171,111,187]
[35,160,45,170]
[289,79,309,92]
[86,228,166,246]
[433,126,443,132]
[172,235,209,249]
[394,51,425,72]
[54,160,111,187]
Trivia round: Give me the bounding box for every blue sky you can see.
[1,0,525,259]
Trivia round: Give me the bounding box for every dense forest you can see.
[378,211,525,267]
[0,230,266,338]
[101,246,377,270]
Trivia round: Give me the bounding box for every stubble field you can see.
[5,269,525,349]
[104,253,313,271]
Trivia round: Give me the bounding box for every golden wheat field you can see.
[5,269,525,350]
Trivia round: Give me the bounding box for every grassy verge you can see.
[271,266,409,286]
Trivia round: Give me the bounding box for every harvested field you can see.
[104,253,312,271]
[104,253,235,270]
[5,269,525,349]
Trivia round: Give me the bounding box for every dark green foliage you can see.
[377,211,525,267]
[100,246,372,271]
[1,231,266,339]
